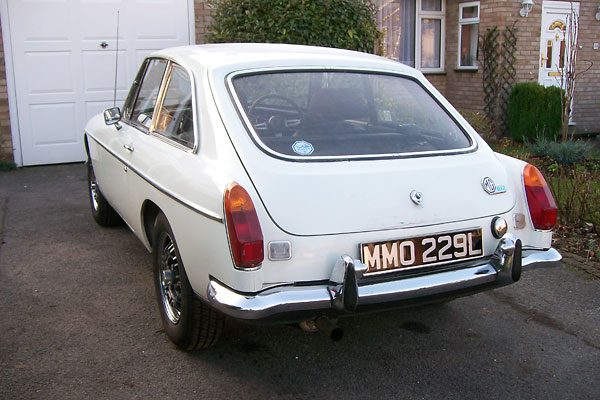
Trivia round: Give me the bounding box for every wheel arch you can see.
[142,200,162,250]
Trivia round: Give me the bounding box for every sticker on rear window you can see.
[292,141,314,156]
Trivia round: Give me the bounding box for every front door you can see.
[538,1,580,89]
[5,0,192,166]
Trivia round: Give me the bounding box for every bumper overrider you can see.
[207,234,561,322]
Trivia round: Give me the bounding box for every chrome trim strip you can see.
[87,134,223,223]
[207,246,561,321]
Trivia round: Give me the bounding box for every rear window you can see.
[230,71,472,159]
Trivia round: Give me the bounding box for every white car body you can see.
[85,44,560,348]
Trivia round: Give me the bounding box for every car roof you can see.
[151,43,417,76]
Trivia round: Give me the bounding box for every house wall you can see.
[443,0,599,135]
[444,0,543,113]
[571,1,600,135]
[0,18,12,164]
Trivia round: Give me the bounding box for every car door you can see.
[112,58,169,229]
[123,61,203,238]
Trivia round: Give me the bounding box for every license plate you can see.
[361,228,484,274]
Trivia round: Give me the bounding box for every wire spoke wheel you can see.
[152,212,224,350]
[158,233,182,324]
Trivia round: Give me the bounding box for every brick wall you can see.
[444,0,543,114]
[571,1,600,135]
[194,0,213,44]
[0,17,13,164]
[443,0,599,135]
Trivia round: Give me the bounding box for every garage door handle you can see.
[123,144,134,152]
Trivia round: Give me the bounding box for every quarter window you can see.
[376,0,445,72]
[130,59,168,129]
[155,65,195,148]
[458,2,480,68]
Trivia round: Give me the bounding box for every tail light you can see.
[224,182,264,268]
[523,164,557,230]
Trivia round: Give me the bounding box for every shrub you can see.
[461,111,493,140]
[529,157,600,231]
[508,83,562,142]
[527,136,591,165]
[207,0,383,54]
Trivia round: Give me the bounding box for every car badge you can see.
[410,190,424,206]
[481,177,507,195]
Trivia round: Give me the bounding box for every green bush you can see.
[461,111,493,140]
[508,83,562,142]
[527,136,591,165]
[207,0,383,54]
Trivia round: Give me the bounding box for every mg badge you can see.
[410,190,424,206]
[482,177,506,195]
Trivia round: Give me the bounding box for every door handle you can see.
[123,144,134,152]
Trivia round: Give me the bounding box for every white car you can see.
[85,43,561,349]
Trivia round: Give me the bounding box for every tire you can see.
[152,212,224,350]
[87,159,121,226]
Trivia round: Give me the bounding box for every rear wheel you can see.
[87,159,121,226]
[152,212,224,350]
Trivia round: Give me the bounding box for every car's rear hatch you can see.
[242,150,515,236]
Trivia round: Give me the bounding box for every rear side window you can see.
[154,65,194,147]
[130,59,168,129]
[231,71,472,159]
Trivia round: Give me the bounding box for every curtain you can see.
[375,0,415,67]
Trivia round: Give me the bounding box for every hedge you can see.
[508,82,562,142]
[207,0,382,54]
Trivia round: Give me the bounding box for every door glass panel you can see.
[155,65,194,147]
[559,40,566,68]
[546,40,553,69]
[131,59,168,129]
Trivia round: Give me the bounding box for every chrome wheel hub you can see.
[158,234,182,324]
[89,164,99,211]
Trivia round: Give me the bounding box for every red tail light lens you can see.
[523,164,557,230]
[224,182,264,268]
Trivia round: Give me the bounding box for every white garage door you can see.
[5,0,193,166]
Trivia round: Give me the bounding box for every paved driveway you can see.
[1,164,599,399]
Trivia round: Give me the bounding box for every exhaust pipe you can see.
[315,316,343,341]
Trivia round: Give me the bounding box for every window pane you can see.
[421,19,441,68]
[460,23,479,66]
[232,71,471,158]
[155,65,194,147]
[376,0,415,67]
[421,0,441,12]
[131,59,167,128]
[461,5,478,19]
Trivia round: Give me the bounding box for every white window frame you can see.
[416,0,446,73]
[458,1,480,70]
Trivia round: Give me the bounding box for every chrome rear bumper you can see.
[207,235,561,322]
